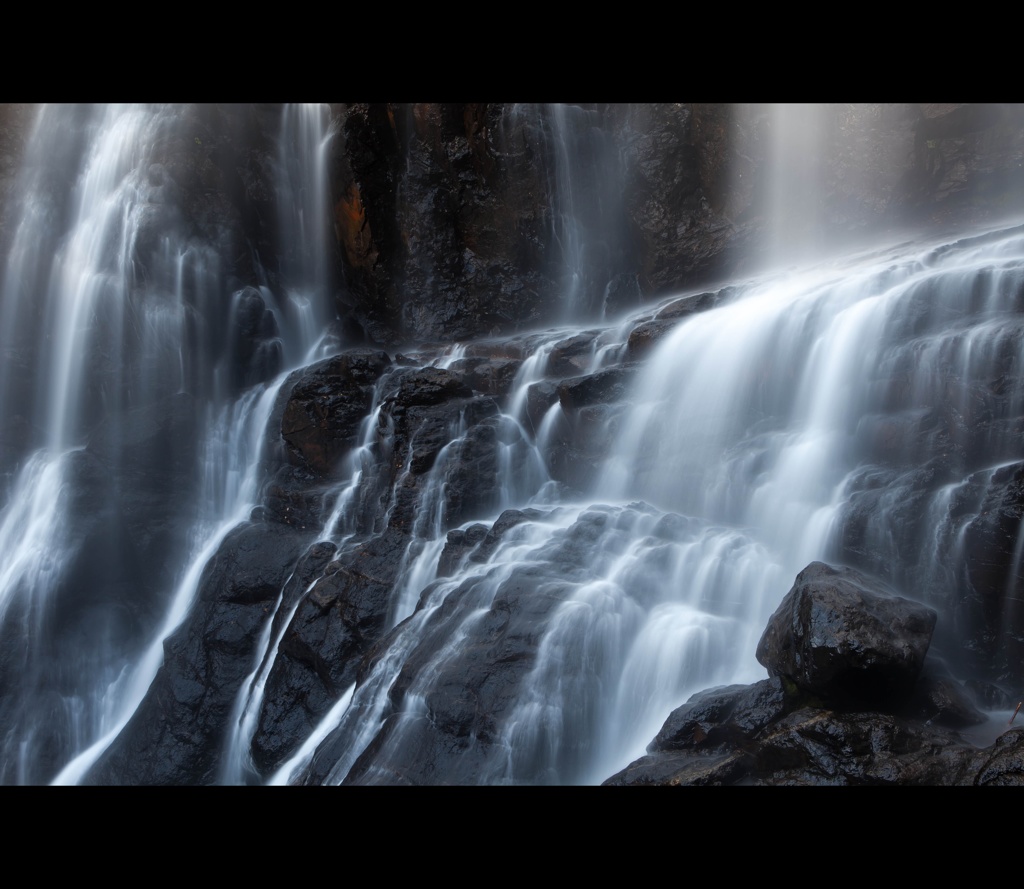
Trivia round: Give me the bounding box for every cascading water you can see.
[270,102,336,366]
[2,103,1023,785]
[0,104,217,784]
[503,103,635,320]
[281,222,1024,786]
[0,103,337,784]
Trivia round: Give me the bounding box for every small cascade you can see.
[273,103,336,367]
[504,104,633,320]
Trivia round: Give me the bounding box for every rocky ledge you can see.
[605,561,1024,786]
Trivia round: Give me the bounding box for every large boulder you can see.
[755,561,937,707]
[604,560,1011,787]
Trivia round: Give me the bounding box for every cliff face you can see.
[328,102,1024,345]
[3,103,1022,348]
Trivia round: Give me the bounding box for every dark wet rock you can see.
[245,361,526,778]
[546,403,628,493]
[465,508,549,567]
[515,366,639,493]
[625,319,676,360]
[329,104,747,343]
[263,464,328,531]
[446,356,522,397]
[249,525,412,781]
[332,103,555,345]
[602,748,750,787]
[246,536,405,777]
[82,519,309,785]
[152,104,287,293]
[605,559,1013,787]
[556,366,640,412]
[404,393,494,481]
[618,103,750,294]
[372,370,501,532]
[382,367,474,409]
[956,460,1024,680]
[651,678,790,754]
[603,679,791,787]
[748,708,985,786]
[835,456,1024,690]
[280,349,392,479]
[301,504,627,786]
[756,561,937,707]
[656,288,730,320]
[974,727,1024,785]
[625,289,728,359]
[437,523,489,578]
[460,336,541,362]
[604,679,1007,787]
[900,104,1024,225]
[339,563,576,786]
[523,380,561,436]
[439,420,502,527]
[226,287,283,392]
[546,332,602,378]
[909,672,988,728]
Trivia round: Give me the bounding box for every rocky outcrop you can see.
[279,349,392,478]
[605,561,1021,786]
[82,345,549,782]
[83,519,315,785]
[755,561,937,706]
[302,502,659,787]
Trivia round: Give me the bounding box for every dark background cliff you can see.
[4,103,1024,350]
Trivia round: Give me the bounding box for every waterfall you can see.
[504,103,634,320]
[0,104,216,784]
[272,102,336,366]
[289,223,1024,785]
[1,103,1022,785]
[0,103,337,785]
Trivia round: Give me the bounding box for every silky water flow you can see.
[0,103,1020,784]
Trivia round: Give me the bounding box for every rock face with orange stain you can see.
[326,103,1024,348]
[335,182,375,270]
